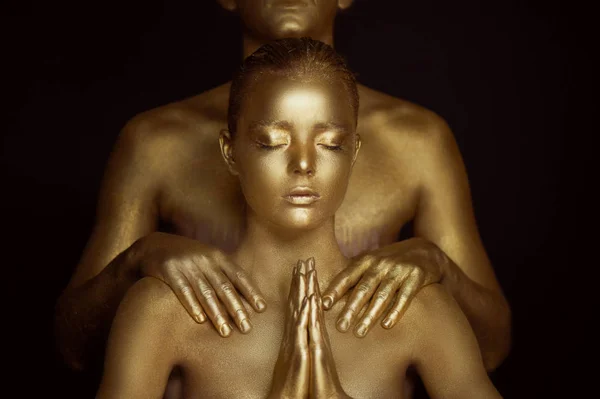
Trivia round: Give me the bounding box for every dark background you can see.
[5,0,586,397]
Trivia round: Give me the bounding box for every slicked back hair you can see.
[228,37,359,136]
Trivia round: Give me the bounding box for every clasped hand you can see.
[269,258,350,399]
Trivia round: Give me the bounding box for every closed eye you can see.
[255,142,286,151]
[318,144,344,151]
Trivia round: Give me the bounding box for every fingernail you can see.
[256,299,266,312]
[355,324,367,337]
[382,318,392,329]
[337,318,349,332]
[240,319,252,334]
[323,296,333,309]
[308,258,315,270]
[220,323,232,337]
[194,313,206,323]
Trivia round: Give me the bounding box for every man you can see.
[55,0,511,385]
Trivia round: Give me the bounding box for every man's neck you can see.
[242,31,335,59]
[231,213,348,303]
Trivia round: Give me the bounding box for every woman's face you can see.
[222,73,359,231]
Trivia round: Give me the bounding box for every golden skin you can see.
[96,74,501,398]
[55,0,510,383]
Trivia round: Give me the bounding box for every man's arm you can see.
[412,284,502,399]
[55,113,267,371]
[413,113,511,370]
[96,278,178,399]
[322,111,510,370]
[54,116,162,370]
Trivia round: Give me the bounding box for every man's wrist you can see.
[433,244,459,290]
[112,240,143,285]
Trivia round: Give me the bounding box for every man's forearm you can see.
[54,249,140,371]
[441,259,512,371]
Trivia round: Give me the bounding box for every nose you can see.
[288,144,316,176]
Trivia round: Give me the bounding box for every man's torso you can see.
[140,82,435,257]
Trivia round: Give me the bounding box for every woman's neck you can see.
[231,213,348,303]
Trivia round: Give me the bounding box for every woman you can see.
[97,37,501,398]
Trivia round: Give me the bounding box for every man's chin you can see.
[264,14,317,38]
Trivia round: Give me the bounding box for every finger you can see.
[220,257,267,313]
[354,278,399,337]
[297,262,307,307]
[307,257,321,296]
[293,260,308,309]
[288,261,301,311]
[336,271,382,333]
[299,295,309,328]
[321,255,377,310]
[208,271,253,334]
[169,272,207,324]
[295,296,310,349]
[382,271,425,329]
[194,275,233,337]
[307,270,316,298]
[308,294,324,348]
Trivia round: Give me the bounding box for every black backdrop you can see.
[5,0,585,397]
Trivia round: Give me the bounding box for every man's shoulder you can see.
[358,84,454,149]
[118,82,230,153]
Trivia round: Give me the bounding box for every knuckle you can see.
[177,284,194,297]
[375,290,390,301]
[200,288,216,300]
[234,270,248,281]
[162,258,179,273]
[355,282,371,294]
[191,254,209,268]
[219,282,235,294]
[361,254,378,264]
[410,267,423,277]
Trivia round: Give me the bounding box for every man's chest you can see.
[159,128,419,255]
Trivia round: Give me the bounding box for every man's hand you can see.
[270,259,351,399]
[133,232,266,336]
[322,237,446,337]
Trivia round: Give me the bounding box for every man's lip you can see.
[271,0,309,7]
[269,0,310,10]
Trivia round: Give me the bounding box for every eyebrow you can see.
[313,122,351,135]
[248,119,294,133]
[248,120,350,135]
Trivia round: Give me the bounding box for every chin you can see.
[273,210,325,231]
[266,14,315,38]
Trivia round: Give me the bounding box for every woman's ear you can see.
[219,129,239,176]
[217,0,237,12]
[338,0,353,10]
[352,133,361,166]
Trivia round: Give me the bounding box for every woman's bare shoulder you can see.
[117,277,188,333]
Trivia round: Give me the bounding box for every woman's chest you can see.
[177,305,412,398]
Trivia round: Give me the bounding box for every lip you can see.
[283,187,320,205]
[270,0,309,9]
